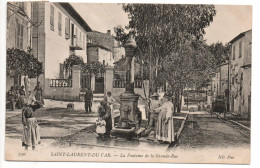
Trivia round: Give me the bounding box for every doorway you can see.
[95,77,104,93]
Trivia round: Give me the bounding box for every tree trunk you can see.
[24,76,29,100]
[176,90,181,113]
[179,89,183,112]
[172,89,176,114]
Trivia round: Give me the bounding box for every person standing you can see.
[22,93,41,150]
[145,93,161,135]
[17,86,26,109]
[34,82,44,107]
[97,101,112,137]
[154,92,175,143]
[105,92,116,127]
[7,86,16,111]
[84,87,93,113]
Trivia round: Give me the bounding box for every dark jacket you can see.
[85,89,93,102]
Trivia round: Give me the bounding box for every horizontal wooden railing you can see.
[50,79,72,87]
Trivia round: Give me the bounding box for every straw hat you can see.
[151,93,159,98]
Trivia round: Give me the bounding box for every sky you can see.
[70,4,252,44]
[72,3,252,44]
[204,5,252,44]
[71,3,129,34]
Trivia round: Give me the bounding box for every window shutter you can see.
[65,18,70,39]
[239,41,242,58]
[50,5,54,31]
[58,12,62,36]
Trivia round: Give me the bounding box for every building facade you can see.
[229,30,252,119]
[6,2,32,90]
[30,2,92,97]
[210,63,229,98]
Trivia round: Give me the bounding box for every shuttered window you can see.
[239,41,242,58]
[58,12,62,36]
[83,35,85,50]
[232,45,235,60]
[50,5,54,31]
[75,27,78,46]
[16,23,24,49]
[79,31,82,48]
[65,18,70,39]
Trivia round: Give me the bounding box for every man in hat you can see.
[97,100,112,137]
[144,93,162,135]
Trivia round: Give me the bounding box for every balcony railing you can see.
[70,45,83,50]
[50,79,72,87]
[113,80,143,88]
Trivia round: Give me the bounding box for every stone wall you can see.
[44,65,81,101]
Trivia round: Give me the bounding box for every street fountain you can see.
[111,37,144,139]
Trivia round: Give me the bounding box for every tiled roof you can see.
[87,31,114,51]
[229,29,252,44]
[59,3,92,32]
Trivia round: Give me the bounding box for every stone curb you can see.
[212,112,250,131]
[175,113,189,140]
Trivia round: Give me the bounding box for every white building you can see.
[229,29,252,119]
[30,2,92,94]
[6,2,33,90]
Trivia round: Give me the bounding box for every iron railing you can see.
[113,80,142,88]
[50,79,72,87]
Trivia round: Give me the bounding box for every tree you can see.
[63,54,84,78]
[116,4,216,112]
[209,42,231,67]
[6,48,43,97]
[81,61,105,75]
[156,39,215,112]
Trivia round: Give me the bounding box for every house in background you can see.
[86,30,125,94]
[229,29,252,119]
[6,2,32,90]
[209,62,229,98]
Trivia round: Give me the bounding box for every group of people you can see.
[83,88,115,137]
[7,82,44,111]
[143,92,175,143]
[94,90,175,143]
[6,82,44,151]
[7,86,26,110]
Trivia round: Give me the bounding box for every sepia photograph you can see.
[4,0,252,164]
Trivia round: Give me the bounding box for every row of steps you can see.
[79,92,105,102]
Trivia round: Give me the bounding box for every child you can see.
[104,92,116,127]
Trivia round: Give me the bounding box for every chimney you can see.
[107,30,111,35]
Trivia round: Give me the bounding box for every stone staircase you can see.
[93,93,105,102]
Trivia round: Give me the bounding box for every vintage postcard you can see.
[5,1,251,164]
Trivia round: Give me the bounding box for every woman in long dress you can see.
[22,92,41,150]
[154,92,175,143]
[97,101,112,137]
[34,82,44,106]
